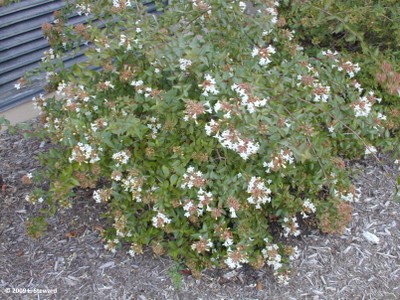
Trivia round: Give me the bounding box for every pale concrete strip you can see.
[0,100,40,126]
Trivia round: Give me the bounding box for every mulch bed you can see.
[1,121,399,299]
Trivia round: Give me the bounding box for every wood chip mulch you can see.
[0,121,399,300]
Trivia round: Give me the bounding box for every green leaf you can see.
[170,174,178,186]
[162,165,170,177]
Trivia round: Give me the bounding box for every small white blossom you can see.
[224,247,248,269]
[152,211,172,228]
[200,74,219,96]
[247,177,272,208]
[252,45,276,66]
[69,143,100,164]
[112,150,130,165]
[238,1,246,12]
[179,58,192,71]
[365,145,377,155]
[113,0,131,8]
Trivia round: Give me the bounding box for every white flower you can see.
[334,187,361,203]
[179,58,192,71]
[239,1,246,12]
[216,129,260,160]
[247,177,272,208]
[301,199,316,219]
[353,96,373,117]
[377,112,387,121]
[69,143,100,164]
[181,166,205,189]
[112,150,130,165]
[152,211,171,228]
[76,3,91,15]
[365,145,377,155]
[224,247,248,269]
[201,74,219,96]
[251,48,259,57]
[312,83,330,102]
[252,45,276,66]
[113,0,131,8]
[93,190,102,203]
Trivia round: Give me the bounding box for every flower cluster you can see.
[231,83,268,113]
[93,188,112,203]
[113,0,131,9]
[119,34,134,51]
[179,190,214,219]
[183,100,205,122]
[191,237,213,253]
[112,150,130,166]
[312,82,331,102]
[76,3,91,16]
[264,149,295,173]
[297,69,331,102]
[352,92,381,118]
[181,166,206,189]
[200,74,219,96]
[25,194,44,205]
[216,129,260,160]
[334,186,361,203]
[282,216,301,237]
[121,175,143,202]
[152,209,172,228]
[262,242,282,271]
[113,213,131,237]
[41,48,59,62]
[331,58,362,78]
[179,58,192,71]
[365,145,377,155]
[131,80,153,97]
[191,0,211,13]
[22,173,33,185]
[104,238,119,254]
[183,199,201,218]
[197,188,213,212]
[338,61,361,78]
[227,196,240,218]
[128,243,143,257]
[301,198,316,218]
[246,176,272,209]
[204,119,220,136]
[264,1,280,25]
[225,246,249,269]
[69,143,100,164]
[251,45,276,66]
[147,117,162,139]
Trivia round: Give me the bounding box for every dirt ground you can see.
[0,122,399,300]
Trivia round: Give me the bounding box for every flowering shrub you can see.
[24,0,393,283]
[280,0,400,133]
